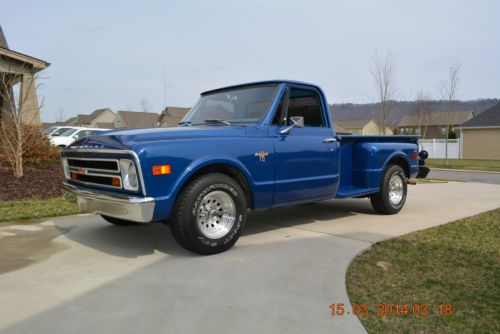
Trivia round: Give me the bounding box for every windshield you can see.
[182,85,279,124]
[44,126,57,135]
[59,128,79,137]
[50,127,72,136]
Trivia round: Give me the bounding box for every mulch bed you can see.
[0,163,65,201]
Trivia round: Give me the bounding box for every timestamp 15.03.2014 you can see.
[329,303,453,317]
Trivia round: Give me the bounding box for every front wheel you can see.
[370,165,407,214]
[170,173,247,255]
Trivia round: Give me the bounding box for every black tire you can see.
[170,173,247,255]
[100,215,139,226]
[370,164,407,215]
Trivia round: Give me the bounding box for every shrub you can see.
[22,125,60,168]
[0,123,59,171]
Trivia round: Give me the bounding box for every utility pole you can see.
[163,68,167,107]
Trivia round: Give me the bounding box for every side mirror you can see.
[279,116,304,135]
[73,135,78,139]
[51,133,59,137]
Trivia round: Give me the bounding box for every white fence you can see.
[419,139,461,159]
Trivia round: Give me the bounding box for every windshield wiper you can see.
[177,121,192,127]
[204,119,231,125]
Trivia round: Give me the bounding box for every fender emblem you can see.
[255,151,269,162]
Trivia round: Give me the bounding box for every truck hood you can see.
[68,125,252,150]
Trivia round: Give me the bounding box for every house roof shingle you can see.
[63,116,78,125]
[91,108,111,118]
[459,103,500,128]
[77,114,94,124]
[158,106,190,127]
[0,25,8,49]
[398,110,474,127]
[117,111,160,128]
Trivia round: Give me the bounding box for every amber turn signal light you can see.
[152,165,171,176]
[111,177,121,187]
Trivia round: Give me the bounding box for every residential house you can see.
[89,108,115,128]
[63,116,78,126]
[335,119,392,135]
[158,106,190,127]
[333,123,352,135]
[457,103,500,160]
[114,111,160,129]
[0,25,50,125]
[63,108,115,128]
[397,110,474,139]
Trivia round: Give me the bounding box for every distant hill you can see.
[331,99,500,126]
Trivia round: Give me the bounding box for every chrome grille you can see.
[64,157,122,189]
[62,149,147,196]
[67,158,119,172]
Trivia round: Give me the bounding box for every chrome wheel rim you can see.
[196,191,236,239]
[388,174,404,206]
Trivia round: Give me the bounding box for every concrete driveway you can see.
[1,182,499,334]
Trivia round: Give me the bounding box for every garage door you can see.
[463,128,500,160]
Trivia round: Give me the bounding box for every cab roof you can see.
[201,80,322,96]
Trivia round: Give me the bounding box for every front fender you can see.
[152,156,257,221]
[172,156,256,201]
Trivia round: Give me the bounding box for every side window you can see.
[287,88,325,127]
[74,130,91,139]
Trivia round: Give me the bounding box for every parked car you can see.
[51,128,109,147]
[44,126,81,138]
[61,80,428,254]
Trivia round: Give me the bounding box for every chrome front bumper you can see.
[63,183,155,223]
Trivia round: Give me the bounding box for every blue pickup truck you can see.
[61,80,428,254]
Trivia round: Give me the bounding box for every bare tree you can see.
[0,62,44,178]
[408,91,433,139]
[140,97,152,113]
[440,62,461,166]
[370,51,397,135]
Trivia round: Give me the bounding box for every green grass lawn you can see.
[0,195,79,222]
[426,159,500,172]
[347,208,500,333]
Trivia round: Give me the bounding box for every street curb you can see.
[430,168,500,174]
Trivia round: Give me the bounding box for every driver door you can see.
[270,86,339,204]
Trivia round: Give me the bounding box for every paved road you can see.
[1,182,500,334]
[429,169,500,184]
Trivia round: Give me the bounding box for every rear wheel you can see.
[100,215,139,226]
[170,173,247,255]
[370,164,407,214]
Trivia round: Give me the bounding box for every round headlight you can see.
[127,162,138,188]
[120,159,139,191]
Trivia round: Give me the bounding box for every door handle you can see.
[323,137,337,143]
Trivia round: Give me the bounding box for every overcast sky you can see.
[1,0,499,122]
